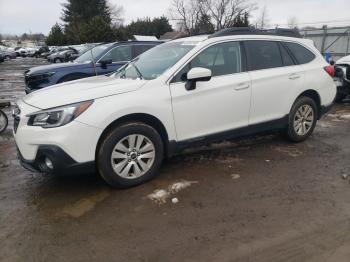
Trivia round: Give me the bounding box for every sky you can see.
[0,0,349,35]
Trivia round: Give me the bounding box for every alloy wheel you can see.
[110,134,156,179]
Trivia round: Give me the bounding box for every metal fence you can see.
[300,26,350,60]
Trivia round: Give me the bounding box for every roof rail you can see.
[209,27,301,38]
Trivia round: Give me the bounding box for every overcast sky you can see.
[0,0,349,35]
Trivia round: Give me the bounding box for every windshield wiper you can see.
[131,62,143,79]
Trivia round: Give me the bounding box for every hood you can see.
[27,62,91,75]
[336,55,350,65]
[22,75,147,109]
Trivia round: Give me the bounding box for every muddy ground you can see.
[1,58,350,262]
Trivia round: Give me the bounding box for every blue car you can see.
[24,41,162,93]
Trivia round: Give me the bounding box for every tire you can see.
[97,122,164,188]
[54,58,62,63]
[284,96,317,142]
[5,56,11,60]
[0,110,8,134]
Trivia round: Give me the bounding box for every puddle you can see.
[271,145,303,157]
[57,190,110,218]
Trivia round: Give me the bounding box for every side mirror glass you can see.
[185,67,212,91]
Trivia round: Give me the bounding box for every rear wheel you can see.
[0,110,8,134]
[285,96,317,142]
[97,122,164,188]
[54,58,62,63]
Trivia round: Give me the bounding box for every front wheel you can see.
[0,110,8,134]
[97,123,164,188]
[284,96,317,142]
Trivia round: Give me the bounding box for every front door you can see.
[169,41,251,141]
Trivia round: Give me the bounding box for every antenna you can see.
[90,48,97,76]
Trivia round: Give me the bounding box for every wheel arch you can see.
[96,113,171,159]
[295,89,322,119]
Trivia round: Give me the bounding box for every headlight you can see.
[30,72,55,82]
[27,100,93,128]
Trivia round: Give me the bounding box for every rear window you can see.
[285,42,315,64]
[245,41,283,71]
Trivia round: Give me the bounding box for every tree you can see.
[287,16,298,29]
[194,14,215,34]
[170,0,254,35]
[128,16,173,38]
[80,16,116,43]
[256,5,269,29]
[61,0,117,43]
[46,23,66,46]
[170,0,201,35]
[199,0,254,30]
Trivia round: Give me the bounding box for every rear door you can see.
[245,40,304,124]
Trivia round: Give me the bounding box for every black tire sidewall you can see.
[97,123,164,188]
[0,111,8,134]
[286,97,317,142]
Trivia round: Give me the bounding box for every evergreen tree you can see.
[46,23,66,46]
[127,16,173,38]
[194,14,215,34]
[61,0,114,44]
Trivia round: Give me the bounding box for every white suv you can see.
[14,29,336,188]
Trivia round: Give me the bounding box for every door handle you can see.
[234,83,250,91]
[289,73,300,80]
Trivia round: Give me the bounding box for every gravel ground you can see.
[1,58,350,262]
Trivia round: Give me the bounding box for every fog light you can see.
[44,157,53,170]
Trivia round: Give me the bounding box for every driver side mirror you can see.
[99,59,112,69]
[185,67,212,91]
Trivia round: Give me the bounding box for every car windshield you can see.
[114,41,197,80]
[75,44,113,63]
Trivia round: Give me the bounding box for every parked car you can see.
[33,46,50,58]
[40,47,69,59]
[47,48,79,63]
[0,53,4,63]
[334,55,350,101]
[66,45,96,61]
[2,49,17,60]
[24,41,161,93]
[14,28,336,188]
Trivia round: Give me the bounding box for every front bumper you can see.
[17,144,95,174]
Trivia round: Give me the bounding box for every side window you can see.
[285,42,316,64]
[245,40,283,71]
[133,45,155,57]
[279,43,295,66]
[172,41,242,83]
[102,46,132,62]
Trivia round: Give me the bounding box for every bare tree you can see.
[256,4,270,29]
[287,16,298,29]
[109,3,125,27]
[169,0,201,35]
[199,0,255,30]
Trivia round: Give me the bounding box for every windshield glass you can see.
[115,41,197,80]
[75,43,113,63]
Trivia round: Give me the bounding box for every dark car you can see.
[0,53,4,63]
[24,41,162,93]
[47,48,79,63]
[33,46,50,58]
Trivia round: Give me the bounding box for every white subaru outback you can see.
[13,28,336,188]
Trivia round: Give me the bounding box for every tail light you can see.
[324,66,335,78]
